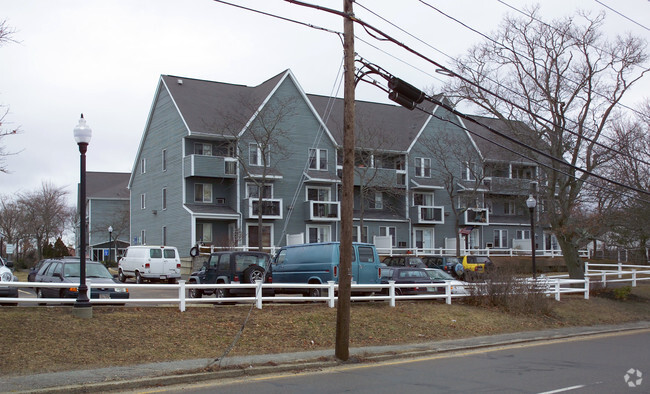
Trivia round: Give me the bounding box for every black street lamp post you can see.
[73,114,92,318]
[526,194,537,279]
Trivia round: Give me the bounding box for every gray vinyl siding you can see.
[88,198,129,247]
[130,86,190,254]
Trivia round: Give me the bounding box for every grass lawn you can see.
[1,283,649,376]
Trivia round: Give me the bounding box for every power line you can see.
[594,0,650,31]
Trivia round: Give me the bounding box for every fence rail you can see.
[1,277,589,312]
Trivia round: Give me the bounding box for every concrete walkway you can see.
[3,321,650,393]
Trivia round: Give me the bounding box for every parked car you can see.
[379,267,438,295]
[0,256,18,305]
[273,242,382,297]
[34,258,129,303]
[420,256,464,278]
[381,255,426,268]
[424,268,470,295]
[462,255,495,278]
[188,251,273,299]
[27,259,47,283]
[118,245,181,284]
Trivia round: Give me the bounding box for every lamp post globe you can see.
[74,114,92,317]
[526,194,537,279]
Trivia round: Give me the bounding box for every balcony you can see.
[305,200,340,221]
[464,208,489,226]
[245,198,283,220]
[184,155,237,179]
[410,205,444,224]
[352,167,406,188]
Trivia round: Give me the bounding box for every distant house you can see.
[77,172,130,262]
[128,70,544,257]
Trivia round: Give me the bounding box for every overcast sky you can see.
[1,0,648,207]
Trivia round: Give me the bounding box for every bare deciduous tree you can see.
[0,19,20,173]
[445,7,649,278]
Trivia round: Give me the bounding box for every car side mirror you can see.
[53,272,63,279]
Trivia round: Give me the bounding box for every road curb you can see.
[8,321,650,394]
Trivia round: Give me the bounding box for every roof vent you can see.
[177,79,183,85]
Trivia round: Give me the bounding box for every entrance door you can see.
[414,228,434,252]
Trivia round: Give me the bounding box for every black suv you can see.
[381,255,426,268]
[420,256,464,278]
[188,251,273,299]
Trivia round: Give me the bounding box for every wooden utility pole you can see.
[335,0,355,361]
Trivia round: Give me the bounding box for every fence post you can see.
[584,261,589,276]
[255,280,263,309]
[618,261,623,279]
[86,279,92,303]
[389,280,396,307]
[445,282,451,305]
[179,280,186,312]
[584,277,589,300]
[554,280,560,301]
[327,281,336,308]
[632,270,637,287]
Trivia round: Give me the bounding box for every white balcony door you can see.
[307,225,331,243]
[414,228,434,250]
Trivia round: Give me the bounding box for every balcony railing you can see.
[464,208,489,225]
[410,205,444,224]
[183,155,237,179]
[305,200,340,221]
[246,198,282,219]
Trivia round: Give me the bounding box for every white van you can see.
[118,245,181,284]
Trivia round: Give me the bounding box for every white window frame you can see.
[308,148,328,171]
[379,226,397,247]
[194,142,212,156]
[414,157,431,178]
[369,192,383,209]
[246,223,273,248]
[197,223,212,244]
[306,186,331,201]
[307,225,331,243]
[162,226,167,245]
[413,192,434,206]
[194,183,213,203]
[249,143,269,166]
[140,193,146,210]
[504,200,516,215]
[353,225,368,243]
[246,183,273,199]
[493,229,508,248]
[462,161,477,181]
[140,230,146,245]
[140,158,146,174]
[515,230,531,240]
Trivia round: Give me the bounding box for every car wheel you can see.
[135,272,143,284]
[308,287,321,298]
[36,289,46,306]
[118,270,127,283]
[189,283,203,298]
[242,265,265,283]
[215,287,229,299]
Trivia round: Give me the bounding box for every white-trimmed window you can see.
[353,225,368,243]
[140,193,146,209]
[194,143,212,156]
[308,148,328,170]
[504,200,516,215]
[307,186,331,201]
[162,188,167,210]
[140,230,146,245]
[462,161,477,181]
[249,143,269,166]
[140,158,146,174]
[196,223,212,243]
[162,149,167,172]
[414,157,431,177]
[194,183,212,203]
[493,229,508,248]
[413,192,434,206]
[247,183,272,199]
[162,226,167,245]
[379,226,397,247]
[515,230,530,240]
[307,225,331,243]
[369,192,383,209]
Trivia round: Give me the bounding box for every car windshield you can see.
[426,269,454,280]
[64,263,113,278]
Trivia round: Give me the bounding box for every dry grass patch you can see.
[1,284,650,376]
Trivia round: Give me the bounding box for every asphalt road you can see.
[149,330,650,394]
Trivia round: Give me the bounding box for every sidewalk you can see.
[3,320,650,393]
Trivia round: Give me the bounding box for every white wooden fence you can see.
[1,277,589,312]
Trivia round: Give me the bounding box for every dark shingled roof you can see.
[161,71,286,136]
[86,172,129,199]
[464,115,538,164]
